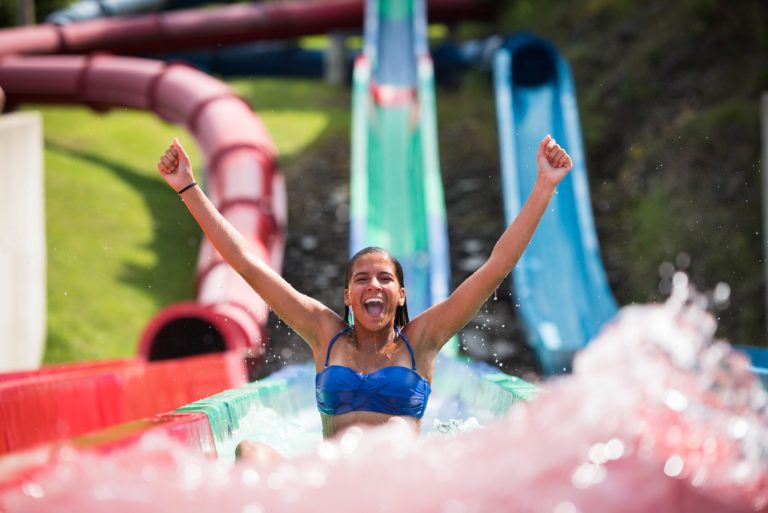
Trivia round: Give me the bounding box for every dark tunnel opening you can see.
[147,317,227,361]
[512,43,556,87]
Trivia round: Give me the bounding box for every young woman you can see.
[157,135,573,442]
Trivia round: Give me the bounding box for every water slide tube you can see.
[493,34,619,375]
[0,0,496,57]
[42,0,497,82]
[6,0,496,88]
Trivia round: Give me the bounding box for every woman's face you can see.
[344,252,405,331]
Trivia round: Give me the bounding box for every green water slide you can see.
[350,0,452,332]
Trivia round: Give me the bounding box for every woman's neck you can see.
[351,323,398,354]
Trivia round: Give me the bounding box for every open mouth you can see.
[364,298,385,317]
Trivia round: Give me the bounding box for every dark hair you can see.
[343,247,409,328]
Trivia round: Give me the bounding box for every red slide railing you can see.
[0,352,243,455]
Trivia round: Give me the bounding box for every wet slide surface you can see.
[350,0,451,324]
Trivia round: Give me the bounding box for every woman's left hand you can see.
[537,135,573,186]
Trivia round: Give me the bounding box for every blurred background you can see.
[1,0,766,379]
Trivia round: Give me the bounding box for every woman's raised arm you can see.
[412,135,574,350]
[157,138,338,348]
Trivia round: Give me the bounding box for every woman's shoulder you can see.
[400,317,435,350]
[400,312,450,357]
[310,311,350,350]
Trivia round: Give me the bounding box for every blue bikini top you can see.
[315,326,431,418]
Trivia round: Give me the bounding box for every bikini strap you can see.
[324,326,353,367]
[325,326,417,370]
[395,326,418,370]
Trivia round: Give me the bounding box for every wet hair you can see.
[343,247,409,328]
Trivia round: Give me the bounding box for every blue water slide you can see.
[493,33,618,375]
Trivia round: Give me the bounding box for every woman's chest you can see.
[326,339,413,374]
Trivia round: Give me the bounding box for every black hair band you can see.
[178,182,197,195]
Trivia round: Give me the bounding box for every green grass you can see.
[229,79,348,157]
[37,78,350,364]
[41,107,202,363]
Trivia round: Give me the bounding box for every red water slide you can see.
[0,0,496,57]
[0,52,286,361]
[0,52,274,455]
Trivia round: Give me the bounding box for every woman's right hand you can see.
[157,138,195,192]
[537,134,573,187]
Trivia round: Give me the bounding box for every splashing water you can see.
[2,282,767,512]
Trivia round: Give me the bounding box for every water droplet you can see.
[672,272,688,290]
[658,261,675,278]
[663,455,684,477]
[713,282,730,306]
[664,389,689,412]
[729,417,749,439]
[588,443,608,464]
[571,463,606,489]
[241,503,264,513]
[240,469,260,487]
[604,438,624,460]
[675,252,691,270]
[554,501,580,513]
[21,481,44,498]
[339,426,363,454]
